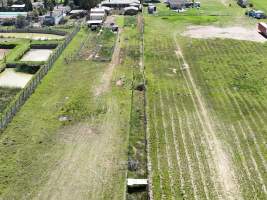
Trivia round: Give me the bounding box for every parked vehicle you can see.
[258,22,267,37]
[237,0,248,8]
[245,10,266,19]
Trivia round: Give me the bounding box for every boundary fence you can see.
[0,25,80,131]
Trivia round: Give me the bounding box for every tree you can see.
[15,15,28,28]
[44,0,48,9]
[64,0,69,6]
[24,0,33,11]
[7,0,13,6]
[73,0,80,6]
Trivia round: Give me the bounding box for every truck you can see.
[246,10,266,19]
[258,22,267,37]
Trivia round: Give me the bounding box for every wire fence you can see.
[0,25,80,131]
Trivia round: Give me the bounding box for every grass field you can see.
[144,0,267,199]
[250,0,267,12]
[0,87,20,112]
[0,19,143,199]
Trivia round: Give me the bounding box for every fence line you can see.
[0,25,80,131]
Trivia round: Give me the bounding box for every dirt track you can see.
[95,29,121,96]
[34,103,127,200]
[174,36,242,200]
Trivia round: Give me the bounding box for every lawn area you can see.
[144,1,267,199]
[0,25,135,199]
[250,0,267,12]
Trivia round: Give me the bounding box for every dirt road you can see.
[34,101,127,200]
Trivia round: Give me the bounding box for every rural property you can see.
[0,0,267,200]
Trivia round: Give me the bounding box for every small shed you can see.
[90,13,106,20]
[90,8,106,14]
[127,179,148,187]
[123,6,139,15]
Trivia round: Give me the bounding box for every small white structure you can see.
[90,13,106,20]
[91,8,106,14]
[127,179,148,187]
[11,4,25,8]
[69,10,85,15]
[87,20,103,26]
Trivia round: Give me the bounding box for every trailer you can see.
[258,22,267,37]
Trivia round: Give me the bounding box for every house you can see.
[166,0,185,10]
[41,11,64,26]
[101,0,140,10]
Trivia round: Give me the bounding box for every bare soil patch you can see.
[0,49,10,59]
[0,68,32,88]
[95,29,121,96]
[21,49,53,62]
[183,26,266,43]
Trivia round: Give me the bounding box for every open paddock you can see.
[20,49,53,62]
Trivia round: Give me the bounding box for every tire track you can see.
[173,36,242,200]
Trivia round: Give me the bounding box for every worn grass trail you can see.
[0,27,132,199]
[181,38,267,199]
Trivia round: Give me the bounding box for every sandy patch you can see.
[0,68,33,88]
[183,26,267,43]
[21,49,53,62]
[0,49,10,59]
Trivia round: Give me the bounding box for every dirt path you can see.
[33,101,126,200]
[183,26,266,43]
[95,29,121,96]
[173,36,242,200]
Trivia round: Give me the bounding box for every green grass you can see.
[0,29,93,198]
[0,87,20,113]
[0,23,137,199]
[250,0,267,12]
[144,1,267,199]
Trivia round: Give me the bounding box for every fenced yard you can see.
[0,25,80,130]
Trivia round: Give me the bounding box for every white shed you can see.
[90,8,106,14]
[90,13,106,20]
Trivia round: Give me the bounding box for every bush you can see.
[15,15,29,29]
